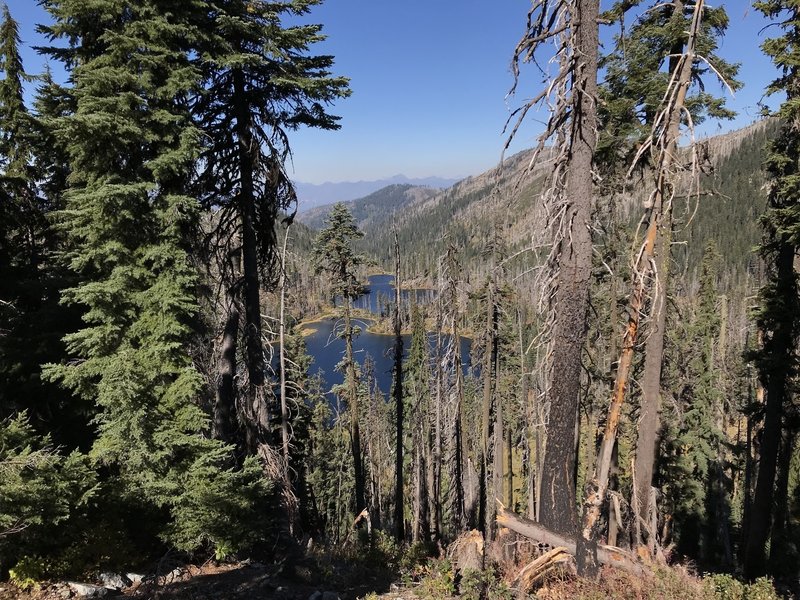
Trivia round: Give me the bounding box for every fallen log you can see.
[496,503,648,577]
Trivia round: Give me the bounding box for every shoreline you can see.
[298,309,473,340]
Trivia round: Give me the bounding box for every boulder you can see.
[99,573,130,590]
[66,582,108,598]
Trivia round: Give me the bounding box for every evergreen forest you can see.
[1,1,799,599]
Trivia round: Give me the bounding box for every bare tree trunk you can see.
[492,377,504,538]
[497,505,647,577]
[215,235,242,451]
[745,246,795,577]
[480,277,498,539]
[506,426,514,508]
[538,0,599,541]
[215,288,240,446]
[444,247,466,533]
[633,221,670,550]
[452,336,466,531]
[233,68,266,420]
[279,226,291,473]
[426,412,436,541]
[344,302,366,515]
[768,427,796,573]
[518,307,537,520]
[393,232,405,540]
[432,322,444,540]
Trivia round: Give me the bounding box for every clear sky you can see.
[7,1,779,184]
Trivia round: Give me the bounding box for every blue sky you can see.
[7,1,778,184]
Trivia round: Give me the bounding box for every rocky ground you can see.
[0,559,415,600]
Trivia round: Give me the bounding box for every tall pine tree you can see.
[193,0,350,454]
[313,202,367,516]
[745,0,800,578]
[40,0,269,554]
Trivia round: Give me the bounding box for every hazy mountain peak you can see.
[295,174,460,211]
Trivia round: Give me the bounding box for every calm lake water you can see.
[304,275,471,400]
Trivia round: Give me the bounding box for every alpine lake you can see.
[299,274,472,402]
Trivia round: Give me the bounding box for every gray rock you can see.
[67,582,108,598]
[162,567,184,584]
[322,592,340,600]
[308,591,323,600]
[56,584,73,599]
[125,573,144,585]
[99,573,130,590]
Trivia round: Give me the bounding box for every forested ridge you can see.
[1,1,799,600]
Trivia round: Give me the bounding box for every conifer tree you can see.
[193,0,349,453]
[661,243,731,567]
[595,0,739,555]
[0,5,83,445]
[313,202,367,516]
[509,0,600,543]
[0,412,96,573]
[745,0,800,578]
[39,0,269,554]
[0,4,42,420]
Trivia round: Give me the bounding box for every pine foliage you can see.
[38,0,269,553]
[0,413,96,572]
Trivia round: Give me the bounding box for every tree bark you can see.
[232,68,267,450]
[745,245,796,578]
[538,0,599,539]
[480,277,498,538]
[215,289,240,446]
[581,0,700,569]
[633,220,670,551]
[497,505,646,577]
[279,226,291,472]
[446,247,466,532]
[432,323,444,540]
[768,426,796,573]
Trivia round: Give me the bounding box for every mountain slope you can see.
[298,183,441,231]
[356,120,773,295]
[295,175,459,210]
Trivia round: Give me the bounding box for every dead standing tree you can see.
[506,0,600,538]
[440,244,467,534]
[393,231,405,541]
[580,0,718,567]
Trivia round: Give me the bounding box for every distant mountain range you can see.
[294,174,460,211]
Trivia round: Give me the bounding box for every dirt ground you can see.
[0,560,417,600]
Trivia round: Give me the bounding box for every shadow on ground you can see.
[130,558,396,600]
